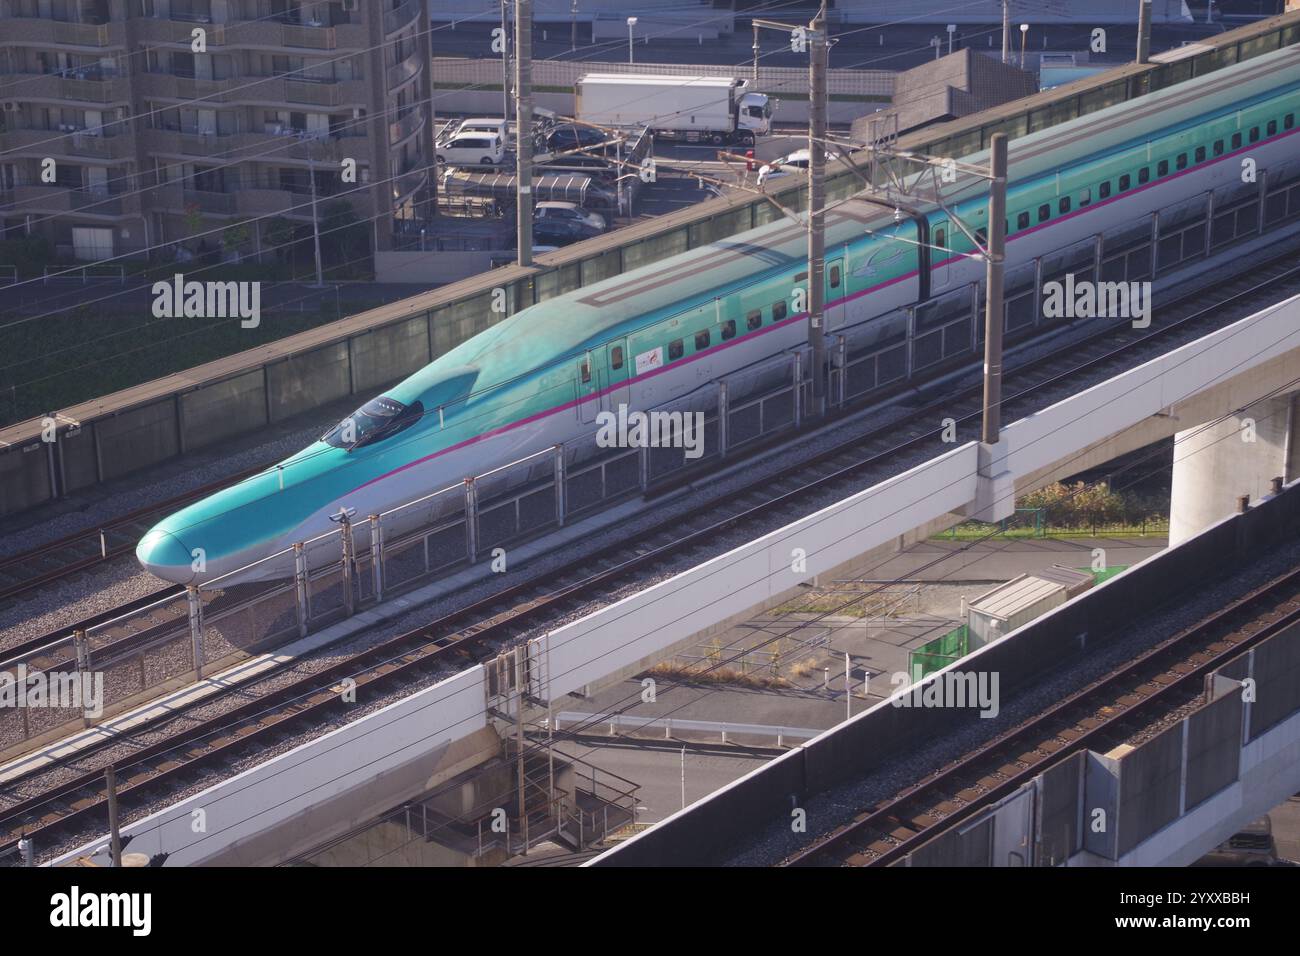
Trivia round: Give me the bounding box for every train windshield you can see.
[323,396,424,450]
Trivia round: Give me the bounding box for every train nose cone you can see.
[136,529,196,585]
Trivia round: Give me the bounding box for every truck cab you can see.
[738,90,772,138]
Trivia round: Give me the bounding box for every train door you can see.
[825,255,845,330]
[604,338,630,413]
[931,218,950,293]
[577,350,600,424]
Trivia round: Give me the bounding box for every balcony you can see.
[0,17,123,49]
[6,184,130,217]
[389,108,426,147]
[130,17,226,46]
[2,69,129,105]
[385,0,421,37]
[0,127,135,161]
[391,167,428,204]
[386,48,424,93]
[142,127,365,164]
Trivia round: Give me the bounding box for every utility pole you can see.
[980,133,1008,445]
[752,20,760,85]
[1001,0,1010,64]
[1137,0,1152,64]
[307,142,324,287]
[516,0,533,266]
[570,0,577,52]
[501,0,511,125]
[807,3,828,416]
[514,649,526,856]
[105,766,122,867]
[1019,22,1028,70]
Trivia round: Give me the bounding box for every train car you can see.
[138,45,1300,586]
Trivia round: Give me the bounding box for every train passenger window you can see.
[1118,174,1130,191]
[1267,119,1277,136]
[580,357,592,383]
[610,345,624,370]
[1249,126,1260,143]
[746,309,763,330]
[1138,166,1150,184]
[669,339,684,360]
[1213,140,1224,156]
[1038,203,1050,222]
[933,227,946,249]
[695,330,710,350]
[1098,181,1111,199]
[1286,114,1294,130]
[1231,132,1242,149]
[772,300,788,321]
[1157,159,1169,176]
[1194,146,1206,163]
[1175,153,1187,171]
[1059,196,1071,214]
[829,263,841,289]
[721,319,736,340]
[1017,211,1030,229]
[1079,187,1092,207]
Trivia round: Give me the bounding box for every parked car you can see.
[450,117,510,144]
[535,200,606,232]
[533,217,603,247]
[437,131,505,167]
[758,148,833,180]
[544,123,607,153]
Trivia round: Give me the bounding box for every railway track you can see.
[781,552,1300,867]
[0,467,264,608]
[3,254,1299,863]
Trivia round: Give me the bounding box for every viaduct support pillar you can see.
[1169,392,1300,546]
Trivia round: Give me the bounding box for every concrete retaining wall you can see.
[51,667,491,867]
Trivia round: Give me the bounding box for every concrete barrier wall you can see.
[1037,750,1086,866]
[1184,688,1244,811]
[1116,723,1184,856]
[1000,294,1300,483]
[51,666,489,867]
[540,442,981,702]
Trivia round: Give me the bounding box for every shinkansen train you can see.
[138,45,1300,585]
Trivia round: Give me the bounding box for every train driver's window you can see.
[610,345,624,370]
[721,319,737,340]
[668,339,684,360]
[580,357,592,383]
[772,300,788,321]
[747,309,763,330]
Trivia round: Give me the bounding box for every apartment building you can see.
[0,0,435,264]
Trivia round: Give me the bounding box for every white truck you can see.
[575,74,772,146]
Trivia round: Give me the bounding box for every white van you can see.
[437,131,505,168]
[454,118,510,144]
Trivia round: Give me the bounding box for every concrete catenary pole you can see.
[516,0,533,266]
[1137,0,1152,64]
[807,3,829,416]
[501,0,512,125]
[981,133,1009,445]
[105,766,122,867]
